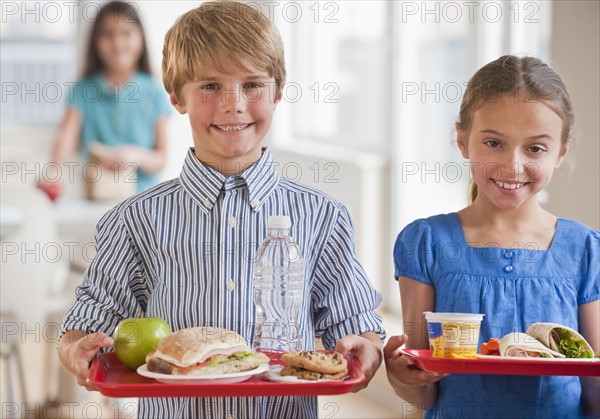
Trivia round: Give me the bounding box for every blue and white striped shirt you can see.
[62,148,385,419]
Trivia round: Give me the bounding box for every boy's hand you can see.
[335,332,383,392]
[59,331,113,391]
[384,335,447,389]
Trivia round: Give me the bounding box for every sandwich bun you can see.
[145,327,269,375]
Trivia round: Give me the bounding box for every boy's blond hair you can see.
[162,1,286,100]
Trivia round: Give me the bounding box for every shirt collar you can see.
[179,148,279,212]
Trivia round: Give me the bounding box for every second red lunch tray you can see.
[401,349,600,376]
[88,352,364,397]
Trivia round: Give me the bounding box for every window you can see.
[390,1,553,231]
[1,1,78,126]
[272,1,389,153]
[270,0,552,312]
[388,0,552,312]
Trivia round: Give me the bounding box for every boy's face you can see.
[170,62,282,175]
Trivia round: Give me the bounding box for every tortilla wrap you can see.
[499,332,565,358]
[526,322,594,359]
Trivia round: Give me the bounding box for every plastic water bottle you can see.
[253,215,305,353]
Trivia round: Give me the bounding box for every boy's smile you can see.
[170,63,282,176]
[212,123,254,133]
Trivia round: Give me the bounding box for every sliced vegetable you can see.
[555,329,593,358]
[480,338,501,355]
[229,351,253,360]
[538,352,550,358]
[208,355,228,366]
[198,352,255,368]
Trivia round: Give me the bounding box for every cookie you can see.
[281,351,347,374]
[280,365,321,380]
[321,369,348,380]
[280,364,348,381]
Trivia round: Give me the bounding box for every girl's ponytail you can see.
[469,182,478,204]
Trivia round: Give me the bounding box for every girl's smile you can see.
[492,179,528,190]
[491,179,530,198]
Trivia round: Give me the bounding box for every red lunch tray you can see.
[88,352,364,398]
[401,349,600,377]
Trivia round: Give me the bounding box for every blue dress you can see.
[68,72,171,192]
[393,213,600,419]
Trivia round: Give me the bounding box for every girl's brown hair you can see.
[83,1,151,77]
[457,55,574,203]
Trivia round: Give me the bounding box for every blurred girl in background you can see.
[42,1,170,198]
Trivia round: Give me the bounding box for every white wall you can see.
[269,142,388,294]
[547,1,600,230]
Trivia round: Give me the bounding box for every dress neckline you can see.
[451,212,561,252]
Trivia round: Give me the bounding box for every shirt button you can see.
[504,265,514,273]
[504,251,514,259]
[226,415,234,419]
[203,198,210,207]
[251,199,260,207]
[228,217,237,228]
[226,280,237,291]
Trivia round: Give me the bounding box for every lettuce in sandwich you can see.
[526,322,594,359]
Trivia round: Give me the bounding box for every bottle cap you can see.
[268,215,291,229]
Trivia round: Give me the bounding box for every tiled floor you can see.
[318,392,412,418]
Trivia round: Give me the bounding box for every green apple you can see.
[113,317,171,370]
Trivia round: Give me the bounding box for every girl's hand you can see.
[384,335,447,389]
[59,331,113,391]
[37,163,63,202]
[335,332,383,392]
[98,145,146,171]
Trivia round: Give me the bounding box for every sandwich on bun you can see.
[145,327,269,375]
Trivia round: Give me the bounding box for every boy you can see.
[58,2,385,418]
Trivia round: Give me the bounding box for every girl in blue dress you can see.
[384,55,599,418]
[44,1,171,195]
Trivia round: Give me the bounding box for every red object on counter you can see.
[401,349,600,376]
[37,182,62,202]
[88,352,364,398]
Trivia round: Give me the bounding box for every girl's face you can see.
[96,14,144,74]
[458,93,569,211]
[170,62,282,173]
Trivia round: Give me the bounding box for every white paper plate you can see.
[136,363,270,384]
